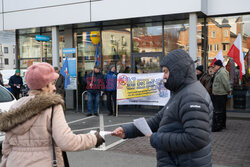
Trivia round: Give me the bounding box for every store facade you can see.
[1,0,249,110]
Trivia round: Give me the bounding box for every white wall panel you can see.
[91,0,202,22]
[0,1,2,13]
[0,14,3,30]
[207,0,250,16]
[4,3,90,30]
[4,0,89,12]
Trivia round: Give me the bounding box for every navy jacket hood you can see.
[160,49,197,92]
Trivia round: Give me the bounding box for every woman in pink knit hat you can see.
[0,62,104,167]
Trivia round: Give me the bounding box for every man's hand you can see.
[112,127,125,138]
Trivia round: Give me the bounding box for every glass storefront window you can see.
[74,29,101,75]
[207,15,250,86]
[132,22,162,53]
[20,58,40,68]
[19,35,40,59]
[135,56,160,73]
[102,26,131,73]
[18,30,52,66]
[164,20,189,56]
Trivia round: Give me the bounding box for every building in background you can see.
[0,44,16,70]
[0,0,249,110]
[0,30,16,70]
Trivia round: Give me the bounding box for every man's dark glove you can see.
[95,129,105,148]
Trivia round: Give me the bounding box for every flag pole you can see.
[74,32,79,112]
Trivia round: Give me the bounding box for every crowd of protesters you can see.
[196,60,231,132]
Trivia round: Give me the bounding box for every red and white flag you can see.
[211,50,224,66]
[227,33,246,80]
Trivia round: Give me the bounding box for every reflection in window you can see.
[211,31,216,38]
[135,56,159,73]
[133,23,162,53]
[164,20,189,55]
[20,59,40,68]
[102,27,131,73]
[224,30,228,37]
[75,30,101,74]
[19,34,51,60]
[223,44,227,51]
[207,15,250,68]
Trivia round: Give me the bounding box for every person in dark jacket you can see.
[105,65,117,116]
[85,65,105,116]
[212,60,230,131]
[112,49,213,167]
[0,72,4,86]
[8,69,23,99]
[196,65,204,80]
[54,67,65,98]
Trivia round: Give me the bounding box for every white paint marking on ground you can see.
[91,139,126,151]
[104,139,126,150]
[99,114,106,149]
[72,122,133,132]
[67,116,95,125]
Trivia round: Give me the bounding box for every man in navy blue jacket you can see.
[113,50,213,167]
[85,65,105,116]
[9,69,23,99]
[105,65,117,116]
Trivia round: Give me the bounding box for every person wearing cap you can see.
[196,65,214,95]
[85,65,105,116]
[212,60,230,131]
[8,69,23,99]
[0,63,104,167]
[112,49,213,167]
[196,65,204,80]
[105,65,117,116]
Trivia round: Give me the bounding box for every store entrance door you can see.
[131,52,163,73]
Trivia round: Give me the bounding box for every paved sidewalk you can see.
[109,119,250,167]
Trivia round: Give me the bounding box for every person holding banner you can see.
[113,49,213,167]
[105,65,117,116]
[85,65,105,116]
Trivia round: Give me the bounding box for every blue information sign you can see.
[63,48,76,54]
[35,35,50,42]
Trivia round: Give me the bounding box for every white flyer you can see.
[133,117,152,136]
[89,130,112,138]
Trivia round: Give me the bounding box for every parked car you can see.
[0,85,16,142]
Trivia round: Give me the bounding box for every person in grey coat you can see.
[113,49,213,167]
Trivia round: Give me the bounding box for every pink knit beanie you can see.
[25,62,59,90]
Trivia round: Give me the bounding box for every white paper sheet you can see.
[90,130,112,138]
[133,117,152,136]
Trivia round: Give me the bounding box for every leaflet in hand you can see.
[133,117,152,136]
[90,130,112,138]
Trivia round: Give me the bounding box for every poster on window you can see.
[117,73,170,106]
[62,58,77,90]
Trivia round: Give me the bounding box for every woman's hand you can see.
[95,129,105,147]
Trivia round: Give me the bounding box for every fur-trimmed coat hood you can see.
[0,92,64,133]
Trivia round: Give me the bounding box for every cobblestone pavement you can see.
[109,119,250,167]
